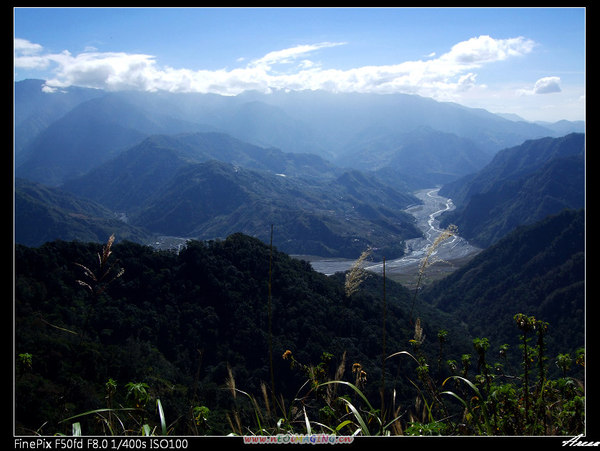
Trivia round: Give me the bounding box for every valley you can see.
[13,80,586,438]
[306,187,481,286]
[12,5,586,436]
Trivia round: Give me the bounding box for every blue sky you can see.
[14,7,585,122]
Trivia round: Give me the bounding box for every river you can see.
[307,188,481,282]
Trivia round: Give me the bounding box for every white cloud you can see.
[14,35,536,99]
[250,42,344,69]
[533,76,562,94]
[46,51,162,91]
[443,35,535,65]
[14,38,50,70]
[517,76,562,96]
[14,38,43,55]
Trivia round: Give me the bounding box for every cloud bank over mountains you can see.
[15,34,556,103]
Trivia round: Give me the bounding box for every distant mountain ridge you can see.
[338,125,493,187]
[439,133,585,247]
[15,79,583,187]
[15,178,152,247]
[51,130,421,258]
[14,79,104,160]
[238,88,569,156]
[59,132,341,212]
[63,147,421,258]
[16,90,215,185]
[14,80,585,257]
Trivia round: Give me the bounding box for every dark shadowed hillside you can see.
[59,132,341,212]
[439,133,584,247]
[423,209,584,362]
[15,178,152,246]
[15,233,469,435]
[128,160,421,259]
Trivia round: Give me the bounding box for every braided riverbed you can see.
[307,188,481,285]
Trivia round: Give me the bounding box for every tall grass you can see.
[225,229,584,436]
[344,247,372,297]
[75,234,125,339]
[52,232,583,437]
[410,224,457,325]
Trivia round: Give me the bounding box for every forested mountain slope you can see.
[15,178,152,246]
[439,133,584,247]
[15,233,469,435]
[423,208,585,361]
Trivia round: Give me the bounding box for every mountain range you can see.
[15,178,153,246]
[15,209,584,434]
[439,132,585,247]
[16,79,583,186]
[423,208,584,360]
[13,79,586,436]
[18,129,422,257]
[14,79,585,259]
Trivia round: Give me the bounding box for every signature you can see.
[563,435,600,447]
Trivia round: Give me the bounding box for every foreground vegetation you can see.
[223,316,584,436]
[15,229,584,436]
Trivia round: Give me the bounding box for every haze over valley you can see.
[14,79,584,268]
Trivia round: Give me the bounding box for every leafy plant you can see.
[74,234,124,338]
[15,232,584,436]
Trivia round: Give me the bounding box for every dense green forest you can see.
[15,177,153,246]
[15,209,585,436]
[439,133,584,247]
[15,233,467,434]
[423,209,585,359]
